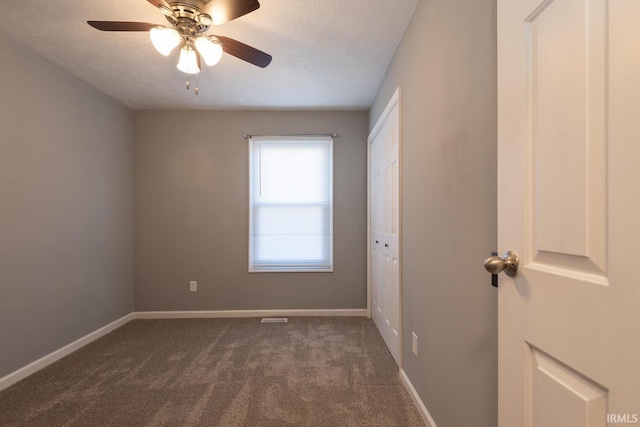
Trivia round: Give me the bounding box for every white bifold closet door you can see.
[370,94,401,366]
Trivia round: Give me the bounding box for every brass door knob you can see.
[484,251,519,277]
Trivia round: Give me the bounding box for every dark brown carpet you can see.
[0,317,424,426]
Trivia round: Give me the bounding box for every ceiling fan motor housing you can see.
[165,2,212,34]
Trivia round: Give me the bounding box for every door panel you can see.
[530,347,607,427]
[498,0,640,425]
[526,0,607,278]
[388,112,400,342]
[372,128,385,327]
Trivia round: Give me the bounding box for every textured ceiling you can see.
[0,0,420,109]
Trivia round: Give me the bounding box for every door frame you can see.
[367,86,402,365]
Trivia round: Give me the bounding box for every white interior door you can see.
[497,0,640,425]
[370,90,401,365]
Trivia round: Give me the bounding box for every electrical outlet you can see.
[189,281,197,292]
[412,332,418,356]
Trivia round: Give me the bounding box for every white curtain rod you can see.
[243,133,338,139]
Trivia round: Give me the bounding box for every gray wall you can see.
[0,33,134,378]
[370,1,498,426]
[133,110,368,311]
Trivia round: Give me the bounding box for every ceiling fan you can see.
[88,0,272,93]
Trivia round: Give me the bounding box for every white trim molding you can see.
[134,309,369,319]
[400,368,438,427]
[366,116,372,319]
[368,87,401,141]
[0,313,134,392]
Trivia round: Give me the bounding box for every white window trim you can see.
[248,136,334,273]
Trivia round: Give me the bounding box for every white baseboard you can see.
[134,309,369,319]
[400,368,438,427]
[0,313,134,392]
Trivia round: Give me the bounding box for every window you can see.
[249,136,333,272]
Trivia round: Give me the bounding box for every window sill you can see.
[248,268,334,274]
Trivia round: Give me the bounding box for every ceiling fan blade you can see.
[88,21,157,32]
[203,0,260,25]
[147,0,171,9]
[216,36,272,68]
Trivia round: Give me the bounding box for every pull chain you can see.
[184,76,199,95]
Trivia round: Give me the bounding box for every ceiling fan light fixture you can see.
[195,36,223,66]
[149,27,181,56]
[177,45,201,74]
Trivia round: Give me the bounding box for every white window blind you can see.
[249,136,333,272]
